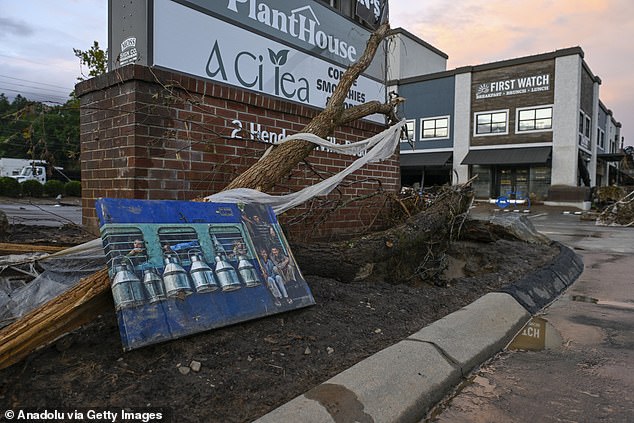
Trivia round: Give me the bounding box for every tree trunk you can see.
[0,269,111,370]
[292,184,474,284]
[224,23,398,192]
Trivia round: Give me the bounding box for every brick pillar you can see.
[76,65,401,240]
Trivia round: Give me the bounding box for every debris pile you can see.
[596,189,634,226]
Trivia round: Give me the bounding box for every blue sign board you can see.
[96,199,315,351]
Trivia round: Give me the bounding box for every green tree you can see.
[0,96,80,171]
[73,41,108,81]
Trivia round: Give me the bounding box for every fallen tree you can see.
[293,183,474,284]
[0,21,472,369]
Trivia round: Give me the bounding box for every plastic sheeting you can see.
[0,239,105,327]
[204,120,406,213]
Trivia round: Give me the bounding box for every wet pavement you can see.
[428,205,634,422]
[0,199,82,227]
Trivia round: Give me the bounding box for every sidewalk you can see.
[432,249,634,422]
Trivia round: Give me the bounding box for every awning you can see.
[461,146,551,165]
[597,152,625,162]
[400,152,452,167]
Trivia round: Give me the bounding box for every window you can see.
[517,106,552,132]
[474,110,508,136]
[597,128,605,150]
[579,111,584,134]
[401,119,415,142]
[578,111,592,150]
[420,116,449,139]
[584,116,591,138]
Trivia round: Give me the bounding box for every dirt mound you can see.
[0,235,558,422]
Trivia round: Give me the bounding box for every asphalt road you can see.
[0,201,82,227]
[429,205,634,423]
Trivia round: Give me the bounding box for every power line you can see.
[0,81,71,96]
[0,87,70,102]
[0,74,73,91]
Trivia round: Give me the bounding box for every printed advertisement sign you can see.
[96,198,315,351]
[153,0,385,123]
[176,0,383,79]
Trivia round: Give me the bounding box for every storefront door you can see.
[495,167,529,199]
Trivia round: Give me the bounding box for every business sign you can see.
[154,0,385,122]
[355,0,388,29]
[176,0,384,80]
[97,198,315,351]
[475,74,551,100]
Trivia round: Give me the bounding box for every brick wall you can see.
[76,65,400,241]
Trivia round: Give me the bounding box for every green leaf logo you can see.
[268,49,289,66]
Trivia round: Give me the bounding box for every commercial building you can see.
[394,46,625,209]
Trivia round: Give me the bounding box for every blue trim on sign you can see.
[96,198,243,225]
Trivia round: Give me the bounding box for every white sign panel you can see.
[154,0,385,122]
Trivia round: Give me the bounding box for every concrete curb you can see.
[255,243,582,423]
[500,242,583,314]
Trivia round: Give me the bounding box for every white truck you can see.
[0,158,46,179]
[0,158,69,184]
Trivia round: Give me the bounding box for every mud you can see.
[0,228,559,422]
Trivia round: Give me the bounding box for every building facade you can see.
[394,47,624,208]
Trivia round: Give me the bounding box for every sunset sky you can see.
[0,0,631,144]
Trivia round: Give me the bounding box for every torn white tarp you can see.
[204,120,406,213]
[0,239,105,327]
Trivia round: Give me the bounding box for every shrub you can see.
[44,180,65,197]
[21,180,44,197]
[0,177,21,198]
[64,180,82,197]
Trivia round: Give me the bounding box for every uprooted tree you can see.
[218,22,473,283]
[0,22,476,370]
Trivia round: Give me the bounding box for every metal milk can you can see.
[111,257,145,310]
[237,256,261,287]
[142,267,166,303]
[189,253,219,293]
[214,255,242,291]
[162,255,193,297]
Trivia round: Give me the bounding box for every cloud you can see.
[0,17,34,39]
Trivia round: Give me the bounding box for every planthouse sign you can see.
[177,0,383,77]
[152,0,385,121]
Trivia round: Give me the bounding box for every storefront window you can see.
[529,166,551,201]
[420,116,449,139]
[471,165,491,198]
[517,106,552,132]
[475,111,508,135]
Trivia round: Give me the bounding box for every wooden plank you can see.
[0,268,112,370]
[0,243,67,255]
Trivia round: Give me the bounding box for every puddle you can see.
[572,295,598,304]
[507,316,563,351]
[571,295,634,310]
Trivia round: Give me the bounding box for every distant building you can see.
[392,45,625,209]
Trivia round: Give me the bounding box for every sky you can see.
[0,0,631,144]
